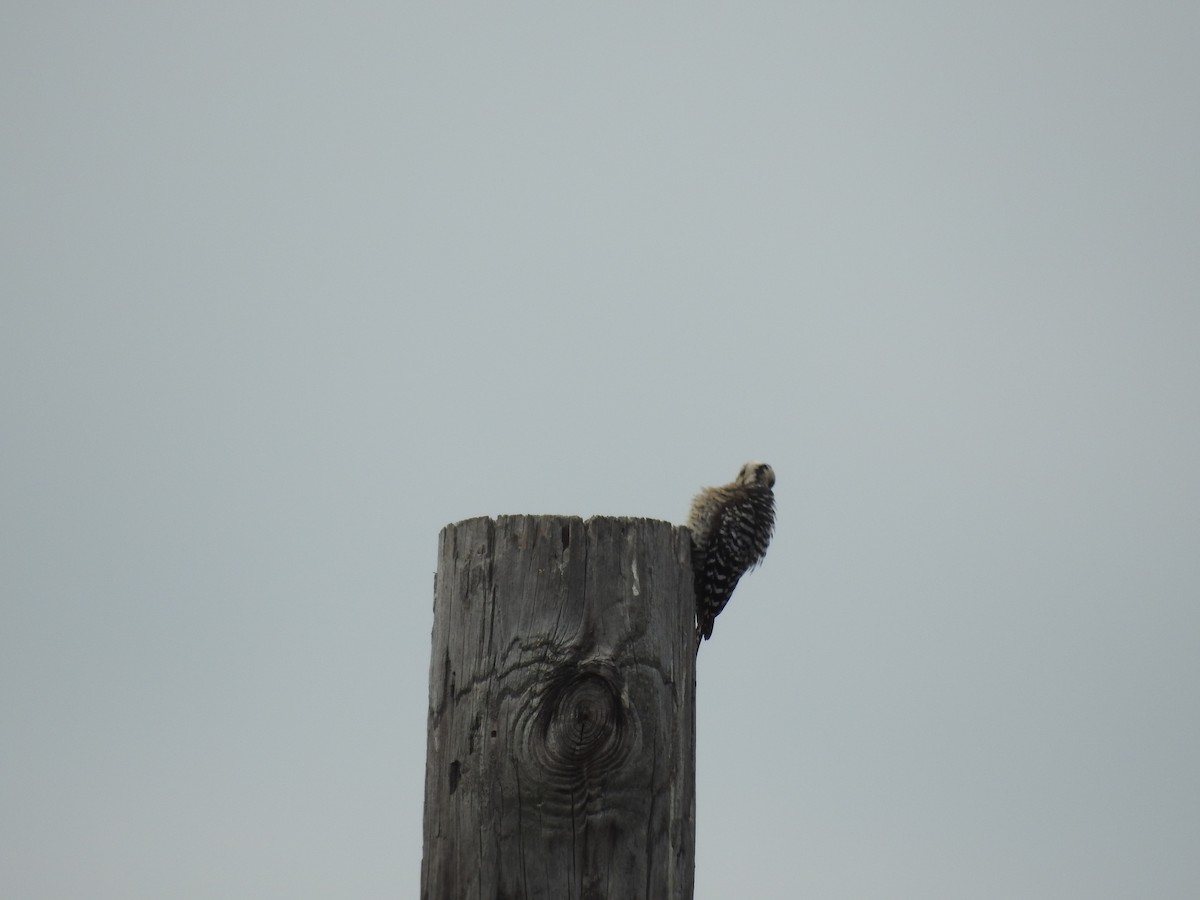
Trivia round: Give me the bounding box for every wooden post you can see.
[421,515,697,900]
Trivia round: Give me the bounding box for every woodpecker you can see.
[686,461,776,643]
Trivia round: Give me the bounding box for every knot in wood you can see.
[534,660,630,780]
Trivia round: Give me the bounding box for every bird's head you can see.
[736,461,775,489]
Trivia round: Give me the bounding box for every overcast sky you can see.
[3,4,1199,898]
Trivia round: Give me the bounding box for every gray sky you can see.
[3,3,1198,898]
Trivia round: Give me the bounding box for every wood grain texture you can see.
[421,515,697,900]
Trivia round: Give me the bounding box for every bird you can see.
[686,461,776,643]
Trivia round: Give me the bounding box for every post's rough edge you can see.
[441,514,682,530]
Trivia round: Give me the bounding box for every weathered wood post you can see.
[421,515,697,900]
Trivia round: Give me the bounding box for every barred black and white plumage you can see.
[686,461,776,643]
